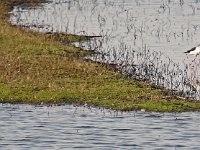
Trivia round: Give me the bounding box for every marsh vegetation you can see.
[1,0,200,111]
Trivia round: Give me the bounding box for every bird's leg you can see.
[192,56,197,62]
[190,58,198,91]
[188,59,196,86]
[189,58,195,68]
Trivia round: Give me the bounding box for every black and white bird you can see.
[184,45,200,56]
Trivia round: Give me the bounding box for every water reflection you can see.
[8,0,200,98]
[0,104,200,149]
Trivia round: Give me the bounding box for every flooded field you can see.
[3,2,200,149]
[1,104,200,149]
[9,0,200,98]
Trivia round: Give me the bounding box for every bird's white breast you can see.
[190,47,200,55]
[196,47,200,53]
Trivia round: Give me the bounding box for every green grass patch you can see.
[1,0,200,112]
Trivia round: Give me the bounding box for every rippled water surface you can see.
[0,104,200,149]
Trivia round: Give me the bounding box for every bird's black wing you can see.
[184,47,196,53]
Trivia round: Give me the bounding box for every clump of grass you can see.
[1,0,200,112]
[46,32,90,43]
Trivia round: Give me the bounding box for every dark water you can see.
[1,104,200,149]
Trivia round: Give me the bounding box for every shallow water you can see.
[1,104,200,149]
[9,0,200,62]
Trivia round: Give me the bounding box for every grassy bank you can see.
[1,0,200,112]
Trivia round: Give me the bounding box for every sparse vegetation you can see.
[1,0,200,112]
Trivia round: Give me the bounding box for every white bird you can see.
[184,45,200,56]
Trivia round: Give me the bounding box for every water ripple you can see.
[0,104,200,149]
